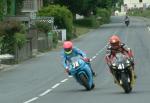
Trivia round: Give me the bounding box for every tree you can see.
[38,5,74,39]
[43,0,53,6]
[0,1,3,20]
[54,0,97,17]
[97,0,112,9]
[16,0,25,14]
[0,0,25,17]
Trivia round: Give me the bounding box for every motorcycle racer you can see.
[61,41,95,76]
[105,35,136,79]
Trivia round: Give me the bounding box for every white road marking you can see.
[51,83,61,89]
[96,53,99,56]
[24,97,38,103]
[92,56,96,59]
[90,44,108,62]
[61,78,68,83]
[148,27,150,31]
[68,75,73,78]
[39,89,52,97]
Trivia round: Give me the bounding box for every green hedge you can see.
[0,21,26,54]
[52,31,58,48]
[128,8,150,18]
[0,1,3,20]
[96,8,111,23]
[74,16,99,28]
[34,21,51,33]
[38,5,73,40]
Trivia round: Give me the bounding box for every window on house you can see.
[23,0,34,10]
[139,0,142,3]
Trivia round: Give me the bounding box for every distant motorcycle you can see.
[110,53,135,93]
[125,20,130,27]
[69,57,95,90]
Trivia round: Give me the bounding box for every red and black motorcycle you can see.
[110,53,136,93]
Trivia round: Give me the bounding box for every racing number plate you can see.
[73,61,79,69]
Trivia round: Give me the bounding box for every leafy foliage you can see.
[74,16,99,28]
[34,21,51,33]
[14,32,26,49]
[97,0,112,9]
[0,21,26,54]
[38,5,73,39]
[0,1,3,20]
[96,8,111,23]
[52,31,58,48]
[54,0,97,16]
[16,0,25,14]
[38,5,73,32]
[128,8,150,18]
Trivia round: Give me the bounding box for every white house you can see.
[123,0,150,11]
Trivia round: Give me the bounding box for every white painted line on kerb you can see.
[51,83,61,89]
[39,89,52,97]
[24,97,39,103]
[61,78,68,83]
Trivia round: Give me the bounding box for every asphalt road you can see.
[0,16,150,103]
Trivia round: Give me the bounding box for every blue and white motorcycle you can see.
[69,57,95,90]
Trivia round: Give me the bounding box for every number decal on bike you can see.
[118,64,124,69]
[73,61,79,68]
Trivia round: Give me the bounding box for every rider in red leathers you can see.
[105,35,136,79]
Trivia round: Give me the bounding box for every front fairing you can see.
[69,58,86,75]
[69,58,93,89]
[111,53,131,76]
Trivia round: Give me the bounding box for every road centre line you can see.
[90,44,108,62]
[68,75,73,78]
[39,89,52,97]
[61,78,68,83]
[51,83,61,89]
[24,97,39,103]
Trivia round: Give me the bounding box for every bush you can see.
[96,8,111,23]
[128,8,150,18]
[14,32,26,49]
[34,21,51,33]
[74,16,99,28]
[52,32,58,48]
[38,5,74,39]
[0,21,27,54]
[0,1,3,21]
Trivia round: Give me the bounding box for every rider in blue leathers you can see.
[61,41,95,76]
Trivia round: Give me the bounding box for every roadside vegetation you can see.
[0,0,122,63]
[0,21,26,54]
[128,8,150,18]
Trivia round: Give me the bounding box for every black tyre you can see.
[125,21,129,27]
[121,73,132,93]
[79,74,90,90]
[91,83,95,90]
